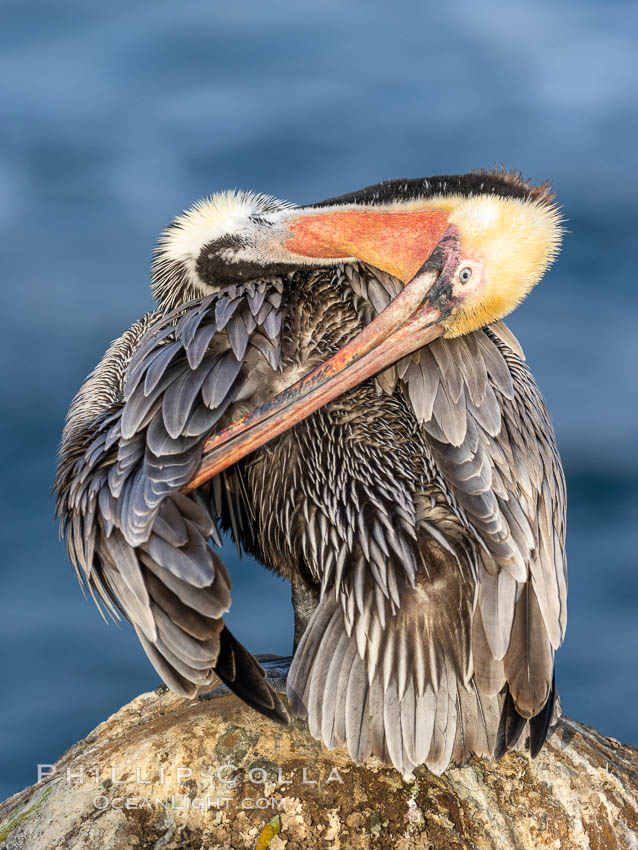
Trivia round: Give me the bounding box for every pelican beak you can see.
[184,217,461,493]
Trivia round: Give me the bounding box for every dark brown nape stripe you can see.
[312,168,555,208]
[196,235,299,288]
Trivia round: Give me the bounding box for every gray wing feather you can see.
[140,525,214,588]
[471,605,506,696]
[142,341,183,397]
[139,550,230,619]
[431,380,467,446]
[178,306,207,350]
[135,627,198,698]
[201,352,243,409]
[477,569,518,660]
[101,528,155,635]
[161,359,219,438]
[185,322,218,370]
[226,313,249,359]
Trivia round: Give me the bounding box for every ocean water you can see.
[1,0,637,801]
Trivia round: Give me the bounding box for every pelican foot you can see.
[198,654,293,701]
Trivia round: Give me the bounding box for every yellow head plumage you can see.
[439,192,563,337]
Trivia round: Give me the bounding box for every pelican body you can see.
[56,170,566,775]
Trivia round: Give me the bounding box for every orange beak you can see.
[285,208,451,282]
[184,210,459,493]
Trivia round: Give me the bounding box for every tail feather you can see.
[288,589,557,775]
[399,680,417,768]
[213,628,290,725]
[321,628,353,748]
[307,605,345,737]
[494,687,526,759]
[427,654,457,774]
[346,655,372,763]
[332,639,358,749]
[288,594,508,776]
[504,584,553,716]
[529,671,556,757]
[413,686,436,767]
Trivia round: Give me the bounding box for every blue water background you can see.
[1,0,637,800]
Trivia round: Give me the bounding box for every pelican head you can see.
[174,169,563,489]
[152,172,562,340]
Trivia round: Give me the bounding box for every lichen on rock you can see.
[1,687,637,849]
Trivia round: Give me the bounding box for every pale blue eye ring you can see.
[458,266,473,284]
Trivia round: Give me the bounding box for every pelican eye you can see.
[458,266,473,284]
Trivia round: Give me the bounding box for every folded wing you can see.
[55,282,289,722]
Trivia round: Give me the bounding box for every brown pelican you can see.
[55,169,566,776]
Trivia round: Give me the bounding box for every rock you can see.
[1,686,637,849]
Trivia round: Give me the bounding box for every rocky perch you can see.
[1,685,637,850]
